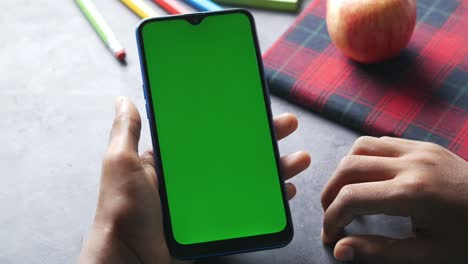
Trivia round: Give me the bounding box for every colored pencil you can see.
[181,0,223,11]
[121,0,159,18]
[153,0,191,14]
[213,0,299,11]
[75,0,126,61]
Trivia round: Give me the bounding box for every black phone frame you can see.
[135,9,294,260]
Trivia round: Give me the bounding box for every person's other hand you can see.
[321,136,468,263]
[78,97,311,264]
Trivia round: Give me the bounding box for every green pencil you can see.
[213,0,299,12]
[75,0,126,61]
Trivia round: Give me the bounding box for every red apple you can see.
[326,0,417,64]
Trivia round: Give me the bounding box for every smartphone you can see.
[136,9,293,259]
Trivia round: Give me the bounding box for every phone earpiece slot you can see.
[186,15,204,25]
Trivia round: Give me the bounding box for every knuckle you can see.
[103,150,139,168]
[113,112,142,133]
[351,136,374,153]
[405,151,438,167]
[397,176,428,199]
[379,136,393,140]
[416,141,446,157]
[322,208,342,233]
[336,185,355,207]
[421,141,442,152]
[355,136,374,146]
[320,191,328,209]
[322,186,356,226]
[322,210,331,227]
[338,155,358,171]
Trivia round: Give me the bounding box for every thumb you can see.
[108,96,142,154]
[334,235,437,264]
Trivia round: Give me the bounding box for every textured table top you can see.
[0,0,411,263]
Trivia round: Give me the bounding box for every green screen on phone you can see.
[140,12,287,245]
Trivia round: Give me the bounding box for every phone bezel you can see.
[135,9,294,260]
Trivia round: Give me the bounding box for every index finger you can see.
[274,113,298,141]
[349,136,414,157]
[322,180,411,243]
[321,155,400,210]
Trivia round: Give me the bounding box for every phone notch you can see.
[186,14,205,25]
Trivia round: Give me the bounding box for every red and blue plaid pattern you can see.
[263,0,468,160]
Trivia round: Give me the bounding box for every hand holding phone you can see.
[78,97,310,264]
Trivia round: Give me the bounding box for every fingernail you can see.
[335,245,354,262]
[115,96,126,112]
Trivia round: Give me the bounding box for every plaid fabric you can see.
[263,0,468,160]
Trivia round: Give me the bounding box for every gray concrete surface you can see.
[0,0,411,263]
